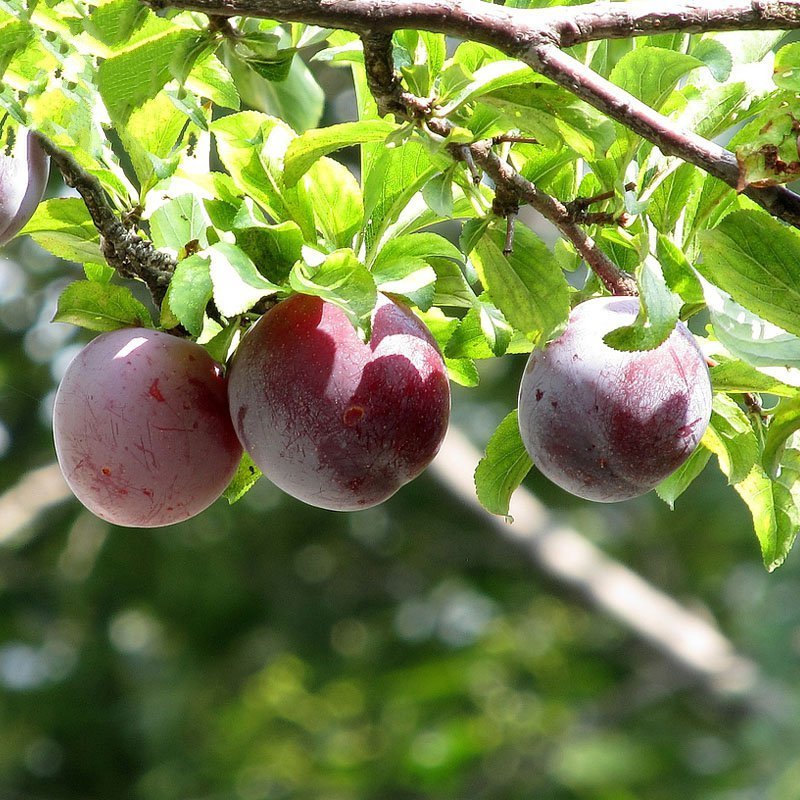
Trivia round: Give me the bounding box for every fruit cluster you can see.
[1,129,714,527]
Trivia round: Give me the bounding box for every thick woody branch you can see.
[147,0,800,230]
[528,46,800,226]
[34,136,176,306]
[144,0,800,45]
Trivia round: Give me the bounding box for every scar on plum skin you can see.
[343,406,365,426]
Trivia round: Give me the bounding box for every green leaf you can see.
[437,60,536,116]
[211,111,315,241]
[372,257,437,311]
[703,393,759,486]
[224,452,263,504]
[84,263,115,284]
[699,211,800,338]
[656,445,712,510]
[763,397,800,478]
[474,410,533,518]
[772,41,800,90]
[733,461,800,572]
[289,249,377,336]
[149,194,210,253]
[222,42,324,133]
[163,254,212,338]
[689,37,733,82]
[709,359,798,398]
[604,257,682,352]
[53,281,154,332]
[98,28,210,123]
[283,120,396,186]
[471,224,570,346]
[421,170,455,218]
[655,235,704,305]
[305,157,363,249]
[483,86,615,160]
[446,293,514,359]
[19,198,104,265]
[414,307,479,387]
[363,140,439,252]
[208,242,281,317]
[649,163,702,235]
[704,283,800,369]
[234,220,304,285]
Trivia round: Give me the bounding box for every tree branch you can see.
[148,0,800,231]
[34,135,176,306]
[360,31,637,295]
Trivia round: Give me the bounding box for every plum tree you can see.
[53,328,242,527]
[0,128,49,246]
[518,296,713,503]
[227,293,451,511]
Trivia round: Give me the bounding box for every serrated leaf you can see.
[289,249,376,335]
[604,256,682,352]
[471,224,569,346]
[84,263,115,284]
[98,28,210,123]
[762,397,800,478]
[19,198,104,264]
[306,157,363,250]
[655,235,704,305]
[283,119,395,186]
[702,393,759,486]
[53,281,154,332]
[437,60,536,116]
[699,211,800,338]
[709,359,798,397]
[224,452,263,504]
[734,462,799,572]
[773,41,800,90]
[690,38,733,82]
[447,293,513,359]
[656,445,712,510]
[474,410,532,517]
[149,194,210,253]
[208,242,281,317]
[163,254,212,337]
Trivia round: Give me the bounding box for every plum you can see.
[53,328,242,527]
[0,128,49,246]
[227,293,451,510]
[518,296,712,502]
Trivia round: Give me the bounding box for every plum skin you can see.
[227,293,451,511]
[518,296,712,502]
[0,128,49,246]
[53,328,243,527]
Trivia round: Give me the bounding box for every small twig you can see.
[34,135,175,307]
[492,134,540,146]
[460,145,482,185]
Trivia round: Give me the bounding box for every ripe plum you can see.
[227,294,451,510]
[0,128,49,246]
[53,328,242,527]
[518,296,712,502]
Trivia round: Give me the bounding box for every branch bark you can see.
[34,136,176,306]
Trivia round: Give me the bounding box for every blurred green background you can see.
[2,223,800,800]
[2,39,800,800]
